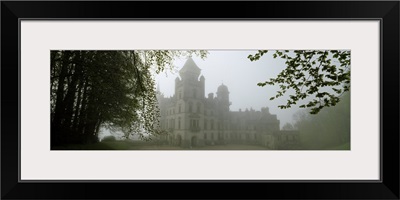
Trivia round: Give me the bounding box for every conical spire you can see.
[179,57,201,77]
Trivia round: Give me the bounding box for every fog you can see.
[155,50,296,129]
[52,50,349,150]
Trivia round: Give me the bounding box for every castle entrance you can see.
[176,135,182,146]
[191,136,198,147]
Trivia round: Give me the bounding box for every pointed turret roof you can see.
[179,57,201,76]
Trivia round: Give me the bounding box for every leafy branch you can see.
[248,50,350,114]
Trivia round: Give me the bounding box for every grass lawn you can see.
[325,142,351,150]
[53,140,271,150]
[53,140,350,150]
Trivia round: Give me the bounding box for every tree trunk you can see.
[77,78,89,135]
[51,51,71,146]
[63,52,83,130]
[72,78,84,132]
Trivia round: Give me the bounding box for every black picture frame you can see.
[2,1,399,199]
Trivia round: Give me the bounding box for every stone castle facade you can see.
[156,58,299,149]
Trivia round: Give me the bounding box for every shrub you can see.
[101,135,116,142]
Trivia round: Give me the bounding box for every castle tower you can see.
[179,57,201,81]
[217,83,230,112]
[173,58,206,147]
[175,58,205,99]
[216,84,231,143]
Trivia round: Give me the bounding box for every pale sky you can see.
[154,50,299,128]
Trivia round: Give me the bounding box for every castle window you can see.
[193,89,197,98]
[190,119,199,129]
[204,120,207,130]
[189,102,193,113]
[211,133,214,139]
[211,120,214,130]
[204,133,207,139]
[197,103,201,113]
[179,104,181,113]
[178,117,181,129]
[179,91,182,99]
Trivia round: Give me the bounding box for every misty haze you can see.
[51,50,350,150]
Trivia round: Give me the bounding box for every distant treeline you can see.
[294,92,350,150]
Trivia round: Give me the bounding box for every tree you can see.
[282,122,294,130]
[51,50,207,146]
[293,92,350,149]
[248,50,350,114]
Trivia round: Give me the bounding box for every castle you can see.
[156,58,299,149]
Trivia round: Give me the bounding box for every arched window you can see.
[178,117,181,129]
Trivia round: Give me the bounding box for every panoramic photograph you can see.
[50,50,350,150]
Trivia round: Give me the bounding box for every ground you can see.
[52,140,350,150]
[52,140,272,150]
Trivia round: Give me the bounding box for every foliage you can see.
[51,50,207,146]
[282,122,294,130]
[248,50,350,114]
[293,92,350,150]
[101,135,116,142]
